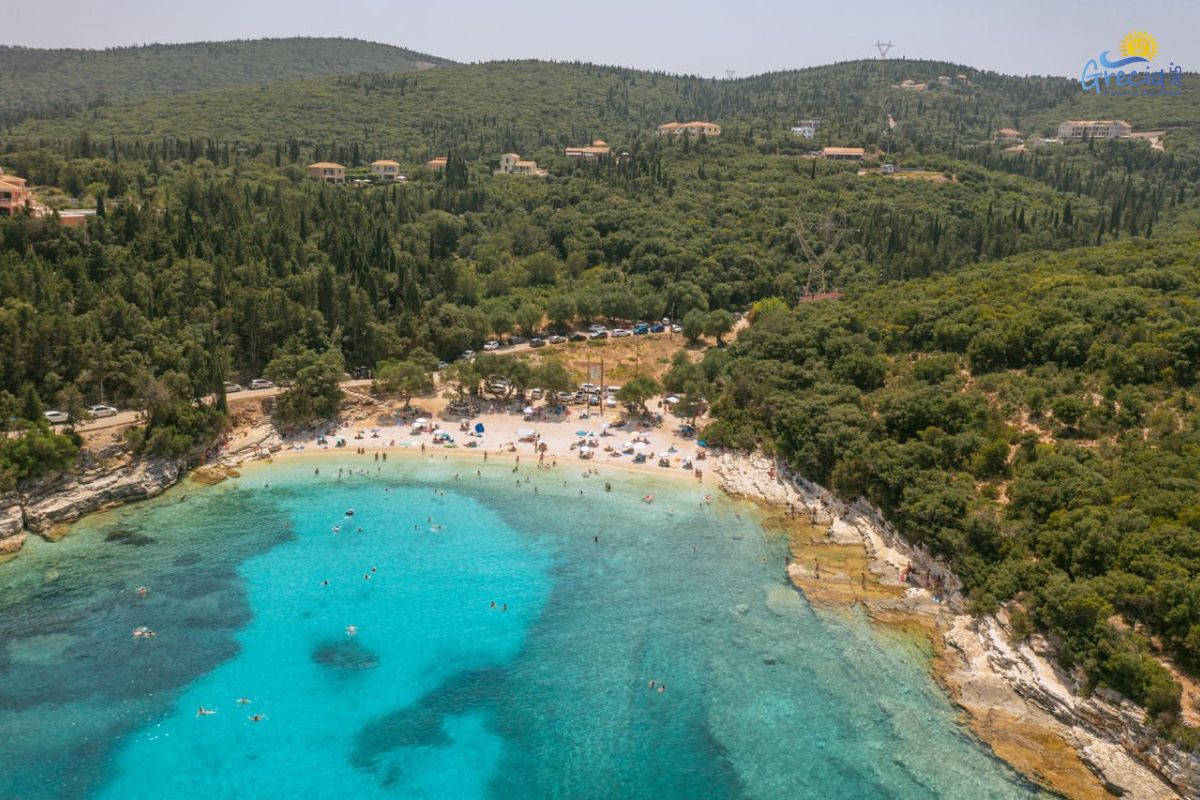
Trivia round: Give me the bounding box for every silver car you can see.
[87,404,118,418]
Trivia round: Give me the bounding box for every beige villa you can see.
[1057,120,1132,140]
[370,159,402,180]
[496,153,547,176]
[427,156,448,170]
[307,162,346,184]
[565,140,612,160]
[656,121,721,137]
[0,169,32,216]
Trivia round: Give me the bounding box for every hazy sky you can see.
[6,0,1199,78]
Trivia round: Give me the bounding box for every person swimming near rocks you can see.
[136,586,149,597]
[196,706,216,717]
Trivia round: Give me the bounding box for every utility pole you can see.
[795,213,855,299]
[874,40,894,59]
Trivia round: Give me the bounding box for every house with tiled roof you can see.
[565,140,612,160]
[496,153,547,177]
[370,159,402,180]
[0,169,32,216]
[307,162,346,184]
[656,121,721,137]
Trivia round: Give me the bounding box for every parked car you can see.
[530,388,543,400]
[671,323,683,333]
[529,338,547,348]
[580,383,597,392]
[633,325,649,335]
[590,330,609,340]
[437,361,450,370]
[548,335,567,345]
[224,382,244,393]
[606,385,621,395]
[483,340,500,351]
[509,335,527,346]
[569,331,589,342]
[87,404,118,418]
[249,379,274,390]
[556,391,574,403]
[650,323,665,333]
[352,366,374,379]
[43,410,70,424]
[461,350,477,360]
[611,329,632,338]
[587,324,606,334]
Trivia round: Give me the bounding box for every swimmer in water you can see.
[346,625,358,636]
[136,586,149,597]
[197,706,216,716]
[658,685,666,693]
[322,579,329,586]
[237,698,252,705]
[249,714,266,722]
[648,680,656,689]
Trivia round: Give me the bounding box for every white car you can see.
[43,410,69,424]
[249,379,274,390]
[671,323,683,333]
[611,329,632,338]
[483,340,500,351]
[224,383,244,393]
[87,404,118,418]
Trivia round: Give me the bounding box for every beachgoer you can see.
[136,586,149,597]
[648,680,656,689]
[237,698,251,705]
[322,579,329,586]
[197,706,216,716]
[502,604,508,612]
[249,714,266,722]
[315,468,320,475]
[490,601,496,608]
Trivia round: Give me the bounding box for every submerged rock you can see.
[313,639,380,672]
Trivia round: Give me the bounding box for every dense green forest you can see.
[2,46,1200,734]
[0,38,452,126]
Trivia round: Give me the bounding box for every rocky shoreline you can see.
[711,451,1199,800]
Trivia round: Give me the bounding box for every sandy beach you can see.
[220,389,714,488]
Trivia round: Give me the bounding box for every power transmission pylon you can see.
[874,40,894,58]
[796,214,855,298]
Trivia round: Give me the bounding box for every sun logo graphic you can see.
[1080,28,1183,95]
[1120,30,1158,61]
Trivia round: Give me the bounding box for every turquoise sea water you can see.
[0,455,1043,799]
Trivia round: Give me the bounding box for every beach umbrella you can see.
[632,442,648,452]
[475,423,485,433]
[600,422,610,430]
[414,417,428,425]
[524,406,535,415]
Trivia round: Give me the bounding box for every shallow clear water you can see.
[0,455,1042,799]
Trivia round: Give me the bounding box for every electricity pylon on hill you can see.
[796,213,855,298]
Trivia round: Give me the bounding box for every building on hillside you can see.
[821,146,865,160]
[496,153,547,176]
[370,159,402,180]
[426,156,448,170]
[656,121,721,137]
[790,119,820,139]
[1057,120,1132,139]
[894,79,928,92]
[937,75,951,86]
[307,162,346,184]
[993,128,1023,143]
[565,140,612,160]
[0,169,32,216]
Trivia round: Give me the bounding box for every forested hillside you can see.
[2,52,1200,735]
[0,38,451,125]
